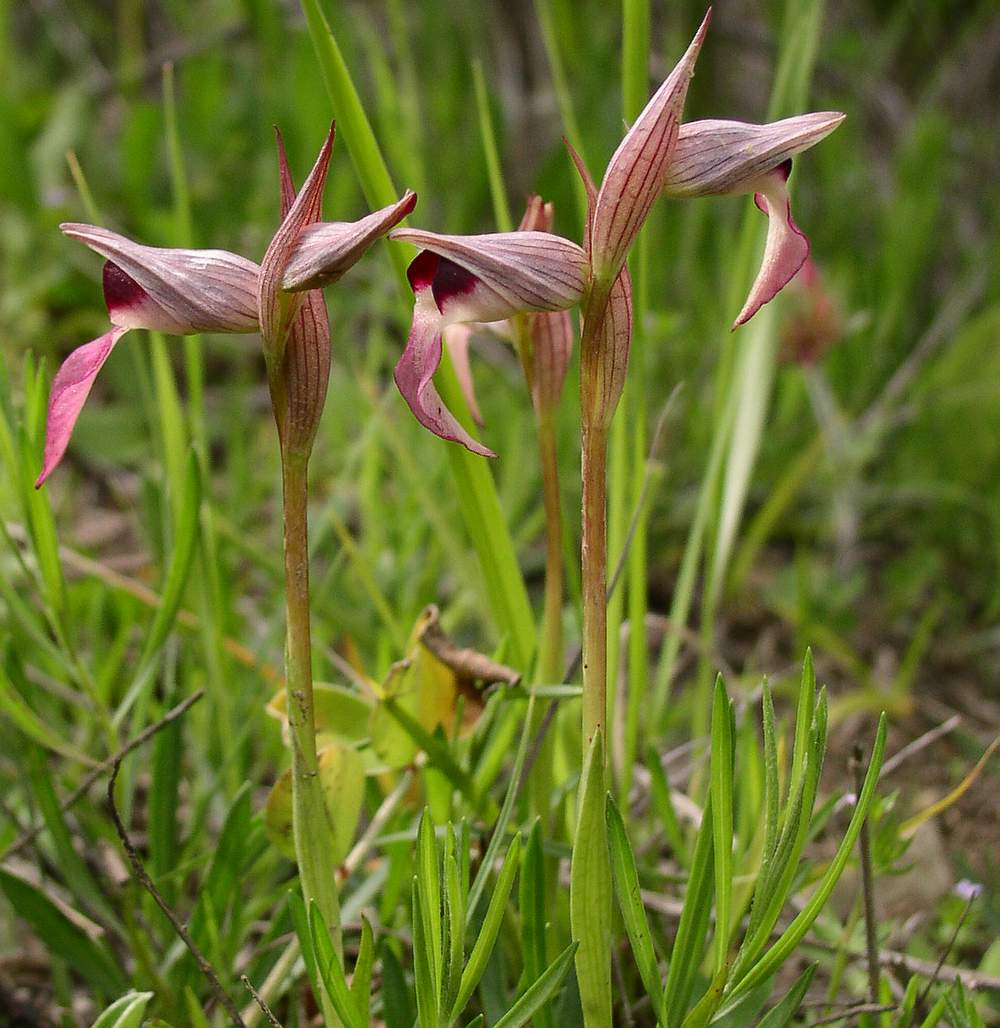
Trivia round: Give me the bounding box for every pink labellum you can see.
[391,228,588,318]
[732,161,809,328]
[282,191,417,291]
[259,124,335,361]
[61,224,260,333]
[443,324,484,427]
[663,112,845,198]
[35,327,129,487]
[589,8,710,281]
[394,288,496,458]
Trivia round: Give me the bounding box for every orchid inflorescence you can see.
[38,11,841,486]
[37,124,414,487]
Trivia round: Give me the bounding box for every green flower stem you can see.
[280,453,343,966]
[537,411,564,687]
[580,414,609,752]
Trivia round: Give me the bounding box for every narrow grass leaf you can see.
[519,820,552,1028]
[288,890,320,1001]
[309,901,365,1028]
[493,942,579,1028]
[647,746,689,868]
[569,730,612,1027]
[710,676,735,976]
[27,747,117,927]
[761,681,779,868]
[350,916,375,1026]
[91,992,154,1028]
[467,692,535,922]
[730,714,887,997]
[0,869,126,997]
[606,794,663,1017]
[663,795,716,1026]
[380,941,414,1028]
[754,963,816,1027]
[416,808,443,999]
[412,877,440,1028]
[472,59,513,232]
[450,833,521,1021]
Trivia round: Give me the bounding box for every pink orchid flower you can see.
[388,228,589,456]
[663,112,845,326]
[37,125,414,486]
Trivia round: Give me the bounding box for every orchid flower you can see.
[662,112,845,326]
[388,227,588,456]
[37,124,414,485]
[437,195,575,428]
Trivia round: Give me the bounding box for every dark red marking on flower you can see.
[406,250,480,314]
[776,157,793,182]
[407,250,440,292]
[102,261,150,316]
[430,257,477,312]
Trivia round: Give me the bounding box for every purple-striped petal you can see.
[663,113,844,198]
[733,161,809,328]
[390,228,587,319]
[589,9,710,281]
[35,327,129,487]
[581,266,633,428]
[282,192,417,291]
[273,129,332,457]
[259,124,334,363]
[61,224,259,333]
[394,288,496,457]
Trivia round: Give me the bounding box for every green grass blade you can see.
[472,59,513,232]
[450,833,521,1022]
[493,942,579,1028]
[91,992,154,1028]
[663,796,715,1026]
[467,692,536,922]
[416,808,443,1000]
[646,746,688,869]
[730,714,887,997]
[349,915,375,1026]
[755,963,817,1027]
[570,730,612,1027]
[606,794,664,1018]
[519,819,553,1028]
[0,869,126,998]
[309,901,365,1028]
[709,676,735,977]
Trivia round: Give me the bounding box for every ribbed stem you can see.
[281,455,342,961]
[537,413,565,686]
[580,416,609,752]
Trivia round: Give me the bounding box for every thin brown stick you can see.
[880,715,961,778]
[806,1003,895,1026]
[241,975,283,1028]
[2,688,206,860]
[915,894,976,1009]
[108,759,246,1027]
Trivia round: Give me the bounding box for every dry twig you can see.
[108,758,246,1027]
[3,689,206,860]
